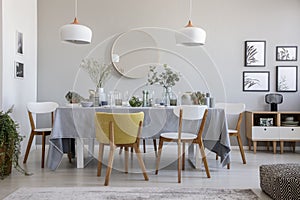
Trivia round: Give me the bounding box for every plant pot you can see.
[0,145,13,177]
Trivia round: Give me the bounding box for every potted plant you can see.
[147,64,180,105]
[80,58,112,105]
[0,106,28,179]
[80,58,112,90]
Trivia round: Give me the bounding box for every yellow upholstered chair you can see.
[215,103,246,169]
[23,102,59,168]
[95,112,149,186]
[155,105,210,183]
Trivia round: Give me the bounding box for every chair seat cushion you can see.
[34,128,52,132]
[160,132,197,140]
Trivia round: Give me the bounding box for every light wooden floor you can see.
[1,144,299,199]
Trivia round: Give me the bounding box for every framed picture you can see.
[244,40,266,67]
[276,46,297,61]
[276,66,298,92]
[16,31,23,55]
[15,61,24,79]
[260,118,273,126]
[243,71,270,92]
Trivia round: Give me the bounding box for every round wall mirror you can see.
[111,30,159,79]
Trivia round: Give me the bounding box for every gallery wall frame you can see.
[16,31,23,55]
[276,66,298,92]
[244,40,266,67]
[243,71,270,92]
[276,46,297,61]
[15,61,24,79]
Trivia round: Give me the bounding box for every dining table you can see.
[46,106,231,171]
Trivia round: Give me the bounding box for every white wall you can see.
[1,0,37,154]
[0,1,2,109]
[37,0,300,145]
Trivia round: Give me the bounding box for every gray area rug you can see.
[4,187,259,200]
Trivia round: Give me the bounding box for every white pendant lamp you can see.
[60,0,92,44]
[175,0,206,46]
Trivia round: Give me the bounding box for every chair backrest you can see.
[215,103,245,115]
[173,105,208,140]
[215,102,245,131]
[95,112,144,145]
[173,105,208,120]
[27,102,59,130]
[27,102,59,114]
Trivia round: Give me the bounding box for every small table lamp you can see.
[265,93,283,111]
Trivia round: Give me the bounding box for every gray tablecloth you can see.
[47,106,230,170]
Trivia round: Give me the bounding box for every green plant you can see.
[191,92,206,105]
[147,64,180,89]
[0,106,29,179]
[129,96,142,107]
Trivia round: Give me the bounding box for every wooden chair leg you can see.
[155,138,164,175]
[130,147,133,159]
[227,163,230,169]
[41,133,46,168]
[248,139,252,151]
[67,152,72,163]
[182,142,185,171]
[67,139,72,163]
[153,139,158,157]
[215,154,218,160]
[177,141,181,183]
[97,143,104,177]
[104,145,115,186]
[236,134,246,164]
[143,139,146,153]
[23,131,35,164]
[133,144,149,181]
[119,146,123,155]
[198,141,211,178]
[124,147,129,174]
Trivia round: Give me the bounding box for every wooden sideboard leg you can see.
[248,139,252,151]
[273,141,277,154]
[280,141,284,154]
[253,141,257,153]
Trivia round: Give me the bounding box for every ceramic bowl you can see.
[285,116,294,121]
[80,101,94,107]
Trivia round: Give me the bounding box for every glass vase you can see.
[161,87,172,106]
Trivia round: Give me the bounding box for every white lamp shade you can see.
[60,23,92,44]
[175,25,206,46]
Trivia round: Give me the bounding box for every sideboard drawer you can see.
[279,127,300,140]
[252,127,280,140]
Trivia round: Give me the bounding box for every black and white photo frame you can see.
[276,66,298,92]
[15,61,24,79]
[243,71,270,92]
[245,40,266,67]
[16,31,23,55]
[276,46,297,61]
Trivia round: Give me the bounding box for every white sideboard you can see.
[246,111,300,154]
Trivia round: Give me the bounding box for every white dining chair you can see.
[23,102,59,168]
[215,102,246,169]
[155,105,210,183]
